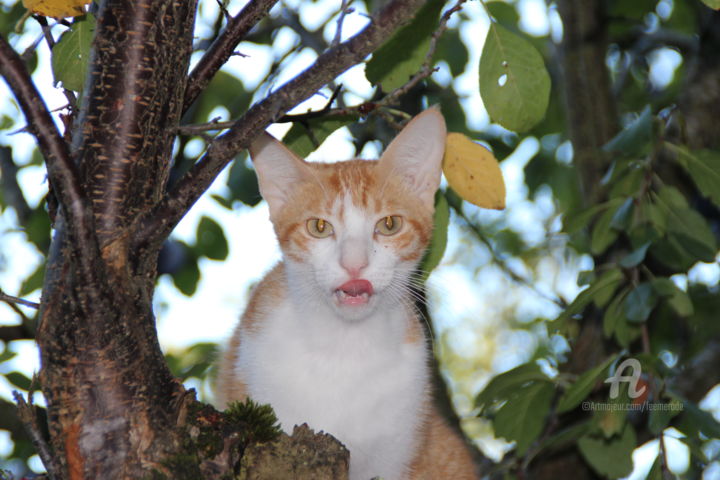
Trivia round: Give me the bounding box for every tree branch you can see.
[450,200,566,309]
[135,0,429,251]
[183,0,280,114]
[0,324,35,342]
[0,288,40,310]
[556,0,618,205]
[0,34,100,286]
[13,391,61,480]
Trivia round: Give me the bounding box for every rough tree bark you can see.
[0,0,433,477]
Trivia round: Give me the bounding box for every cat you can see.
[216,108,478,479]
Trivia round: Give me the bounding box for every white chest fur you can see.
[237,298,429,480]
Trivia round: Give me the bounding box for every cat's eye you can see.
[375,216,403,236]
[306,218,334,238]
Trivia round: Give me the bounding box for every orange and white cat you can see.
[216,109,477,479]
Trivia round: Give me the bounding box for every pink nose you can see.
[343,265,366,278]
[338,279,374,297]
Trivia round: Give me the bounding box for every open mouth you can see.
[335,279,374,306]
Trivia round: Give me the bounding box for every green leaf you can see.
[578,423,636,479]
[365,0,443,91]
[607,163,645,198]
[485,1,520,27]
[557,268,623,323]
[193,71,250,121]
[556,355,617,414]
[699,0,720,10]
[646,455,662,480]
[51,15,96,92]
[283,114,359,158]
[577,270,595,287]
[623,282,657,323]
[651,278,694,317]
[5,372,32,391]
[595,392,628,439]
[673,147,720,209]
[227,158,261,206]
[609,197,634,230]
[211,193,233,210]
[166,342,220,380]
[26,207,51,253]
[656,185,688,209]
[196,216,228,261]
[0,115,13,130]
[677,399,720,439]
[492,381,554,454]
[603,288,629,338]
[19,263,45,296]
[677,436,709,463]
[653,189,718,262]
[563,202,609,234]
[590,198,625,255]
[436,29,469,77]
[602,106,652,157]
[649,236,698,273]
[619,242,650,268]
[0,2,25,38]
[419,191,450,281]
[614,312,642,347]
[537,421,590,455]
[479,23,551,132]
[0,346,18,363]
[475,362,548,412]
[648,399,682,435]
[172,245,200,296]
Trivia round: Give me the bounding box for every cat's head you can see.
[249,109,446,320]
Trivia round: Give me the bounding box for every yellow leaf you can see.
[443,132,506,210]
[23,0,90,18]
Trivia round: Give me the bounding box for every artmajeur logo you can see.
[605,358,647,399]
[581,357,684,413]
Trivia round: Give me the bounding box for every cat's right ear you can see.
[249,133,311,219]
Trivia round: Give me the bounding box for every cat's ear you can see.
[378,108,446,207]
[250,133,312,218]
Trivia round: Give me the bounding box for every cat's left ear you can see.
[250,133,313,220]
[378,108,446,207]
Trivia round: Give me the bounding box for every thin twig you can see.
[383,0,467,105]
[0,289,40,309]
[332,0,353,46]
[13,391,61,480]
[177,0,468,136]
[183,0,280,113]
[134,0,430,253]
[0,34,100,290]
[32,15,77,110]
[451,198,566,309]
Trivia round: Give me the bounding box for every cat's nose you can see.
[342,263,367,279]
[340,240,369,278]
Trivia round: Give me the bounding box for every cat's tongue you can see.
[337,279,374,306]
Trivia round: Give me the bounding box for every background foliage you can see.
[1,0,719,478]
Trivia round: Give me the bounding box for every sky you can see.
[1,0,719,475]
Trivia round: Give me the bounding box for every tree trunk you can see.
[37,0,198,477]
[555,0,618,207]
